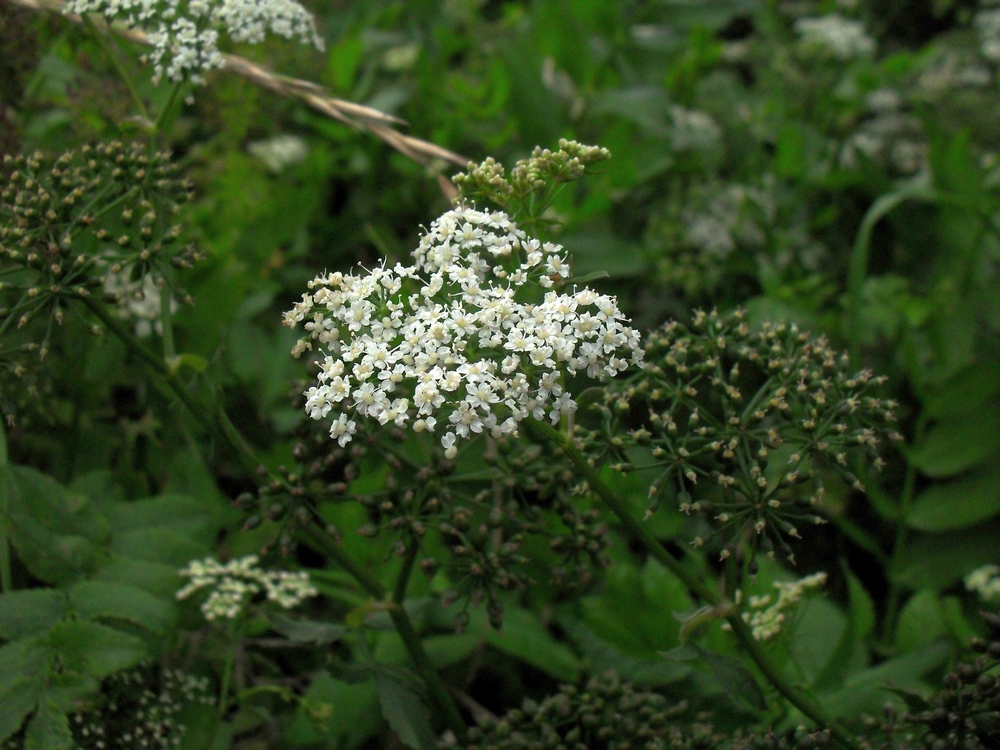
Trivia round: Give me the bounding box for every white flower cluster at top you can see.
[65,0,325,84]
[176,555,317,621]
[284,206,644,458]
[794,14,876,60]
[965,564,1000,602]
[725,572,828,642]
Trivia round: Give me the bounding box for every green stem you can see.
[153,80,185,134]
[523,417,860,750]
[880,415,927,649]
[159,283,175,360]
[84,16,150,125]
[300,526,466,738]
[218,625,237,719]
[393,540,420,605]
[0,534,11,594]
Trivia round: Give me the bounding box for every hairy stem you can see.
[523,417,860,750]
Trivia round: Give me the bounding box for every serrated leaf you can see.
[24,701,72,750]
[0,589,68,640]
[94,556,182,599]
[69,580,176,636]
[110,527,207,567]
[907,464,1000,530]
[106,494,213,543]
[692,645,767,712]
[0,639,49,742]
[48,620,147,678]
[374,670,437,750]
[896,590,946,652]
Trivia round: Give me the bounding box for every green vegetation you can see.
[1,1,999,748]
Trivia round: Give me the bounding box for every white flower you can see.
[795,14,875,60]
[725,572,827,642]
[285,206,644,456]
[248,134,309,172]
[65,0,325,84]
[103,267,177,338]
[965,564,1000,603]
[176,555,318,621]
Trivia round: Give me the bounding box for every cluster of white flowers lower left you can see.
[176,555,317,621]
[284,206,644,458]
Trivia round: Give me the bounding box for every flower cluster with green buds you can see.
[64,0,325,84]
[176,554,317,621]
[0,142,200,360]
[2,666,213,750]
[452,139,611,217]
[724,572,828,642]
[870,614,1000,749]
[459,671,835,750]
[588,308,900,565]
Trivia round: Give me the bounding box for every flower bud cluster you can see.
[724,572,827,642]
[284,205,642,460]
[460,670,835,750]
[452,139,611,212]
[591,308,899,563]
[64,0,325,84]
[965,564,1000,603]
[1,665,214,750]
[1,142,199,356]
[870,618,1000,750]
[176,554,317,621]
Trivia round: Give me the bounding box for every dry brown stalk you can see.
[1,0,469,168]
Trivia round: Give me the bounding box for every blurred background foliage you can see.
[2,0,1000,748]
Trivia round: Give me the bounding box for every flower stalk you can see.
[523,416,861,750]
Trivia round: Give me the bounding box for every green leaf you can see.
[0,639,49,742]
[821,641,952,718]
[373,669,437,750]
[48,620,147,678]
[561,618,691,686]
[485,606,581,682]
[907,464,1000,530]
[896,590,947,653]
[909,404,1000,477]
[285,673,380,747]
[895,518,1000,590]
[69,580,176,636]
[0,590,68,640]
[267,613,345,645]
[106,494,214,544]
[922,361,1000,418]
[23,701,72,750]
[94,556,182,599]
[166,353,209,375]
[110,527,207,568]
[691,644,767,712]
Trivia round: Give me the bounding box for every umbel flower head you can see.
[590,308,900,565]
[65,0,325,84]
[176,554,317,621]
[284,205,643,459]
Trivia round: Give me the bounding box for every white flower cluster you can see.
[103,267,177,338]
[176,555,317,621]
[965,564,1000,603]
[284,206,643,458]
[975,8,1000,62]
[794,14,876,60]
[725,572,827,642]
[669,106,722,153]
[65,0,325,84]
[248,133,309,173]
